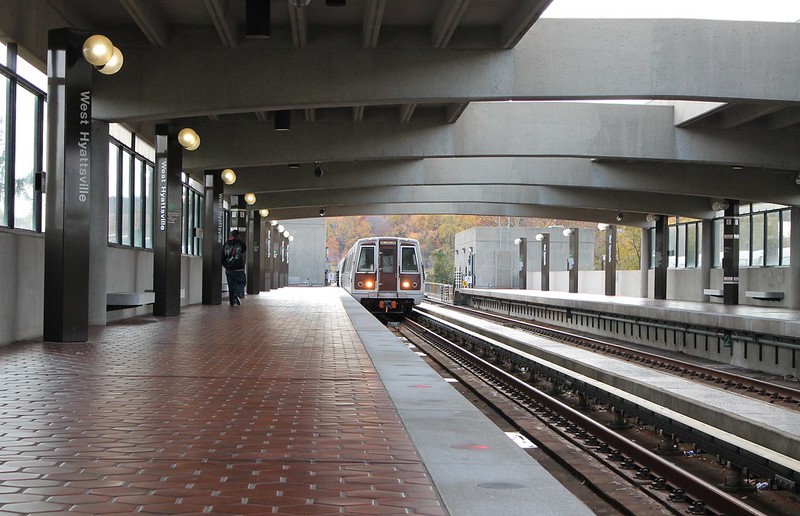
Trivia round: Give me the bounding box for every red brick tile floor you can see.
[0,288,446,515]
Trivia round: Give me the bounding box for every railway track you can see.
[401,306,800,515]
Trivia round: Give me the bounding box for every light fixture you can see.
[270,220,278,227]
[244,193,257,205]
[274,110,291,131]
[732,165,744,170]
[97,46,124,75]
[220,168,237,185]
[314,165,324,177]
[288,163,300,169]
[615,212,624,222]
[711,201,729,212]
[277,224,285,233]
[535,234,544,242]
[82,35,124,75]
[82,35,114,65]
[513,238,522,245]
[562,228,573,237]
[319,208,326,216]
[246,0,271,38]
[289,0,312,7]
[283,230,290,238]
[597,223,609,231]
[326,0,346,5]
[178,128,201,151]
[288,235,294,242]
[259,208,270,217]
[646,213,659,223]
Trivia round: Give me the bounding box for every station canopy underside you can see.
[2,0,799,226]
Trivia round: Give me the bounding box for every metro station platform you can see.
[458,289,800,339]
[0,287,590,515]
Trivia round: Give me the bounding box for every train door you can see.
[378,241,397,291]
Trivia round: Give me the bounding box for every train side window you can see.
[357,246,375,272]
[401,247,419,272]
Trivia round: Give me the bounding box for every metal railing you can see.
[425,282,454,303]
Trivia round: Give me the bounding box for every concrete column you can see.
[567,228,578,293]
[640,228,651,298]
[604,225,616,296]
[701,218,713,299]
[88,120,109,326]
[246,211,261,295]
[654,216,668,300]
[516,237,527,289]
[153,124,183,317]
[43,28,93,341]
[202,171,223,305]
[537,233,550,291]
[260,218,270,291]
[723,200,740,305]
[791,207,800,309]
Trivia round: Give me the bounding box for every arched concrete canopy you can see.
[2,2,799,226]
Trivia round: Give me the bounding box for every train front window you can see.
[401,247,419,272]
[357,247,375,272]
[381,251,395,273]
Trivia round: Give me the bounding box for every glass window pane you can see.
[751,213,764,266]
[145,164,153,248]
[109,123,133,147]
[357,246,375,272]
[108,144,119,242]
[668,225,677,268]
[782,210,791,266]
[765,211,780,266]
[14,86,37,230]
[182,185,188,254]
[687,223,697,268]
[0,75,8,226]
[739,216,751,267]
[17,56,47,92]
[133,159,143,247]
[713,219,723,267]
[187,188,194,254]
[121,151,132,245]
[0,42,6,66]
[401,247,419,272]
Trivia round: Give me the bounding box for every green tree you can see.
[430,249,453,284]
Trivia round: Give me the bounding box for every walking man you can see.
[222,229,247,306]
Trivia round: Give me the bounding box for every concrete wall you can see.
[283,218,327,286]
[455,227,595,289]
[0,230,204,344]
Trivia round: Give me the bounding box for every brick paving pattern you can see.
[0,288,445,515]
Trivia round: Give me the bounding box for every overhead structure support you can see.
[153,124,184,316]
[722,200,740,305]
[653,216,668,300]
[43,28,93,342]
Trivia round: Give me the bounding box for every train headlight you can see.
[365,280,374,289]
[401,281,410,289]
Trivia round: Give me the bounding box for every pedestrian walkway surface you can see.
[0,288,444,515]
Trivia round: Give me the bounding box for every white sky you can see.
[542,0,800,23]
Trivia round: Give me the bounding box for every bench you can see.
[703,289,724,298]
[106,292,155,311]
[745,291,784,301]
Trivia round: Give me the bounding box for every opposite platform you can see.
[0,287,590,515]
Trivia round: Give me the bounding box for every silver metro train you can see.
[338,237,425,315]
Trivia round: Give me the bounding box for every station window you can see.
[1,43,46,232]
[108,124,156,250]
[712,203,790,268]
[181,174,204,257]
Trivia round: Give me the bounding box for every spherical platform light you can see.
[244,193,257,205]
[97,46,124,75]
[82,35,114,66]
[259,208,270,218]
[283,230,290,238]
[221,168,237,185]
[178,128,201,151]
